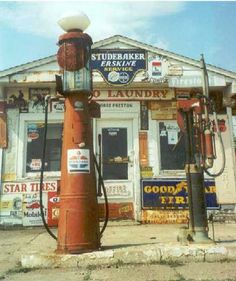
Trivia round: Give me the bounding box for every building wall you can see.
[1,44,236,226]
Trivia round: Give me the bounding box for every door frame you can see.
[93,111,141,221]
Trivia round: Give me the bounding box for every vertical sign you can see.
[140,101,149,130]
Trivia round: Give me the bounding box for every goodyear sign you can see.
[142,180,218,209]
[91,49,146,86]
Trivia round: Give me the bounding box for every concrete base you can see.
[21,244,231,269]
[177,227,214,245]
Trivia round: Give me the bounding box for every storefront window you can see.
[26,123,63,172]
[158,121,185,170]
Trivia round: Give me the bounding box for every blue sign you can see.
[142,179,218,209]
[91,49,146,86]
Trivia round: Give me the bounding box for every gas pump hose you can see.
[39,96,109,240]
[203,98,226,177]
[93,154,109,237]
[39,95,57,240]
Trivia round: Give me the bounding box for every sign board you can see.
[102,182,133,199]
[2,181,58,194]
[0,194,23,224]
[67,149,90,173]
[47,191,60,226]
[91,49,146,86]
[92,88,175,100]
[98,101,140,112]
[168,75,226,88]
[142,179,218,209]
[22,192,47,226]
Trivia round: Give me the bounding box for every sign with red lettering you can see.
[2,181,57,194]
[22,193,48,226]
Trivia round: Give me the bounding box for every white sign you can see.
[22,193,47,226]
[168,75,226,88]
[98,101,140,112]
[168,130,178,145]
[51,100,65,112]
[67,149,90,173]
[0,194,23,225]
[103,182,133,198]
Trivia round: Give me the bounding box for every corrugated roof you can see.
[0,35,236,79]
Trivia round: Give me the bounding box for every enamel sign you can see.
[91,49,146,85]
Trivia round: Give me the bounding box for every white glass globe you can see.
[58,12,90,32]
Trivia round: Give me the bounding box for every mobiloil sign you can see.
[142,180,218,209]
[91,49,146,85]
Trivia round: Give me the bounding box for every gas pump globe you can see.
[57,13,92,93]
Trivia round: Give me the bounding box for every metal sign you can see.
[91,49,146,86]
[142,179,218,209]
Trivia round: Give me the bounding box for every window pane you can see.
[159,121,185,170]
[26,123,63,172]
[102,128,128,180]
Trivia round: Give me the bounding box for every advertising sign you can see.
[22,193,47,226]
[47,192,60,227]
[142,179,218,209]
[2,181,58,194]
[91,49,146,85]
[0,194,23,224]
[67,149,90,173]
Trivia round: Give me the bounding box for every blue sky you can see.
[0,1,236,72]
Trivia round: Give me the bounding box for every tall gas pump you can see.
[176,55,225,243]
[56,13,100,254]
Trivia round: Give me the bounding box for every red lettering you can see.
[21,184,27,192]
[50,182,57,191]
[3,184,9,193]
[46,182,50,191]
[14,184,20,192]
[30,183,37,192]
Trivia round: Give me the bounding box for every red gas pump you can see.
[56,13,101,254]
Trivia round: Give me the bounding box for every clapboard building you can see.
[0,35,236,226]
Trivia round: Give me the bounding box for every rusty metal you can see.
[57,31,92,71]
[56,29,100,254]
[57,93,100,254]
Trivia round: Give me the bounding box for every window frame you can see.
[17,113,63,179]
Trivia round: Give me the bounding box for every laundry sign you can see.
[91,49,146,85]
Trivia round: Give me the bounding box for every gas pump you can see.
[38,14,108,254]
[176,55,225,242]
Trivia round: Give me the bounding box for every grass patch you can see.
[153,259,184,268]
[6,267,38,275]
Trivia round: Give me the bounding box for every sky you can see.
[0,1,236,72]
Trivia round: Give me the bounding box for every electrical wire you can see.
[39,95,57,240]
